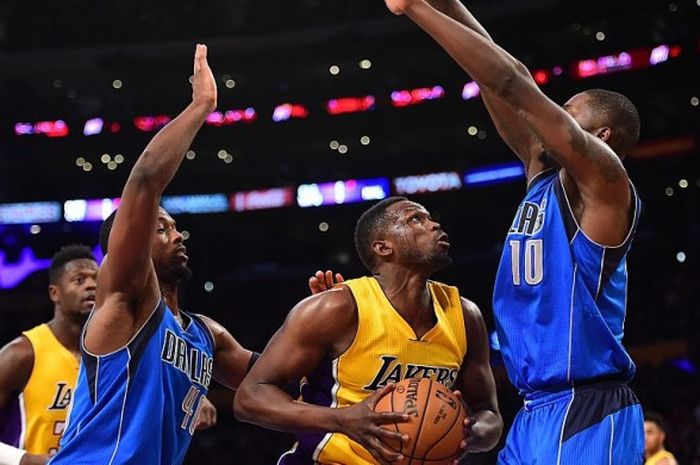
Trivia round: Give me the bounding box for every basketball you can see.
[374,378,466,464]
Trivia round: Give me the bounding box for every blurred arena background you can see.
[1,0,698,463]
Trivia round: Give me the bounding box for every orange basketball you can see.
[374,377,466,465]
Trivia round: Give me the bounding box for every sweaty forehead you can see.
[389,200,428,217]
[64,259,98,274]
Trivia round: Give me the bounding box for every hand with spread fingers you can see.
[334,384,411,465]
[308,270,345,295]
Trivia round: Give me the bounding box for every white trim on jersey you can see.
[107,350,131,465]
[312,358,340,464]
[608,414,615,465]
[17,393,26,450]
[567,265,578,382]
[276,442,298,465]
[556,388,575,465]
[595,251,606,300]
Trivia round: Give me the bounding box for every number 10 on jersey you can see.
[509,239,543,285]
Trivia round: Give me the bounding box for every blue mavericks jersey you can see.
[51,301,215,465]
[493,170,641,395]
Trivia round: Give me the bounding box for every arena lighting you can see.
[205,108,257,127]
[14,120,69,137]
[231,188,296,212]
[574,44,682,79]
[394,172,463,195]
[0,248,52,289]
[464,163,526,187]
[161,194,229,214]
[134,115,172,132]
[461,81,481,101]
[272,103,310,122]
[83,118,104,136]
[532,69,550,85]
[297,177,389,208]
[64,198,120,223]
[390,86,445,108]
[0,202,62,225]
[326,96,376,115]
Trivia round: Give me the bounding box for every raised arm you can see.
[454,298,502,455]
[423,0,543,173]
[234,288,408,465]
[0,338,51,465]
[388,0,632,243]
[87,45,217,353]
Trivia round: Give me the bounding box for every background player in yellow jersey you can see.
[0,245,97,465]
[235,196,503,465]
[644,413,678,465]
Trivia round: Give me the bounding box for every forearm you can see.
[405,2,524,100]
[234,382,341,434]
[129,100,212,192]
[467,408,502,453]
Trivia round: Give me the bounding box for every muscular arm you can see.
[0,337,32,414]
[424,0,543,173]
[456,298,502,453]
[234,288,409,465]
[0,338,50,465]
[196,315,253,390]
[395,0,631,243]
[233,288,356,432]
[87,45,217,353]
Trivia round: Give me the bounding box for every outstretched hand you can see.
[335,383,411,465]
[308,270,345,295]
[192,44,217,113]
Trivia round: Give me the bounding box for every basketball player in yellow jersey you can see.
[236,196,503,465]
[644,413,678,465]
[0,245,97,465]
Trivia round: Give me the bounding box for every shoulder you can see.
[459,297,484,323]
[287,285,357,325]
[0,335,35,390]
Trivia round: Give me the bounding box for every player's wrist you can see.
[0,443,27,465]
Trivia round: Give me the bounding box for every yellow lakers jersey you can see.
[18,324,79,454]
[645,450,677,465]
[283,276,467,465]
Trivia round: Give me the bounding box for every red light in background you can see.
[390,86,445,108]
[669,45,683,58]
[532,70,550,85]
[15,120,69,137]
[326,96,376,115]
[134,115,172,132]
[110,122,121,133]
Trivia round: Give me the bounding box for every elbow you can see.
[232,384,255,423]
[491,66,519,102]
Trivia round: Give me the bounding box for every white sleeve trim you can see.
[0,442,26,465]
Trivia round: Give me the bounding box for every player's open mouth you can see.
[175,246,188,260]
[437,234,451,247]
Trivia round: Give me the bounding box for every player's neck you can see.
[646,446,664,459]
[375,270,431,316]
[47,311,84,354]
[160,281,181,314]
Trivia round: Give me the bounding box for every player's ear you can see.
[48,284,60,303]
[372,239,393,258]
[594,126,611,143]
